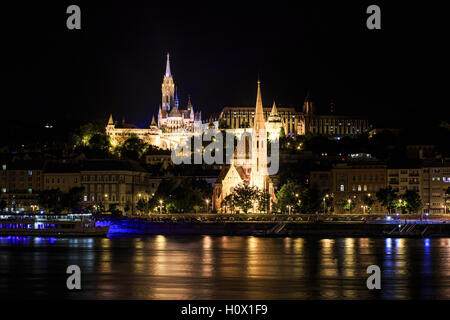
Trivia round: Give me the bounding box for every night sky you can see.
[1,1,447,129]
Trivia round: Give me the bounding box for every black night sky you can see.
[1,1,447,129]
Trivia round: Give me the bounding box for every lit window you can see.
[28,171,32,176]
[2,188,6,193]
[340,185,345,192]
[2,165,6,170]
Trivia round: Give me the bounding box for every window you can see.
[340,184,345,192]
[28,171,33,176]
[2,188,6,193]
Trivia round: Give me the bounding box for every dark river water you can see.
[1,235,449,299]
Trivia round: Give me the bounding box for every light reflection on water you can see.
[0,235,449,299]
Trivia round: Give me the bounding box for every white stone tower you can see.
[250,80,269,191]
[161,53,175,111]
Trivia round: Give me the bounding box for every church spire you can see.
[165,53,172,78]
[107,114,114,126]
[151,115,156,126]
[175,86,179,109]
[303,90,314,115]
[270,101,278,116]
[250,79,268,191]
[254,80,265,131]
[161,53,175,111]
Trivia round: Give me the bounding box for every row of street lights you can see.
[154,198,211,214]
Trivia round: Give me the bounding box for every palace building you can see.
[106,53,203,150]
[218,92,369,138]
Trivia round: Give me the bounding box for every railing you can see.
[124,213,450,224]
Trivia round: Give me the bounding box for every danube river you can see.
[1,235,450,299]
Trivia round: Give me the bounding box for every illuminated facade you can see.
[106,53,202,150]
[219,92,369,138]
[213,82,276,213]
[219,105,302,137]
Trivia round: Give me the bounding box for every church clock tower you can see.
[161,53,175,111]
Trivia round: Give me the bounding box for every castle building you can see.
[213,81,276,213]
[219,105,302,137]
[106,53,202,150]
[218,92,369,138]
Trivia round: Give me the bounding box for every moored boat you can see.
[0,213,109,237]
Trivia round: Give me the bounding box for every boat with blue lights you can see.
[0,213,109,237]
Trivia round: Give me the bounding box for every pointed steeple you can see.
[187,95,193,109]
[268,101,281,123]
[270,101,278,116]
[165,53,172,78]
[254,80,265,131]
[151,115,156,126]
[250,79,268,191]
[107,114,114,126]
[303,90,314,115]
[174,86,179,109]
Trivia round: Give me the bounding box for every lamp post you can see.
[287,205,292,215]
[205,199,210,213]
[361,205,367,214]
[295,193,299,214]
[159,200,163,214]
[347,199,352,213]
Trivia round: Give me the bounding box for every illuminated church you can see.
[213,81,276,213]
[106,53,203,150]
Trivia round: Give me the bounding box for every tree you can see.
[38,189,64,213]
[300,188,322,213]
[88,133,111,154]
[64,186,84,213]
[108,203,122,216]
[376,187,398,214]
[343,198,356,213]
[257,190,271,214]
[402,189,423,213]
[322,192,334,214]
[276,182,303,213]
[231,184,259,214]
[72,123,102,147]
[118,135,148,160]
[223,194,237,214]
[148,178,211,213]
[124,201,131,214]
[136,198,149,214]
[362,194,375,213]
